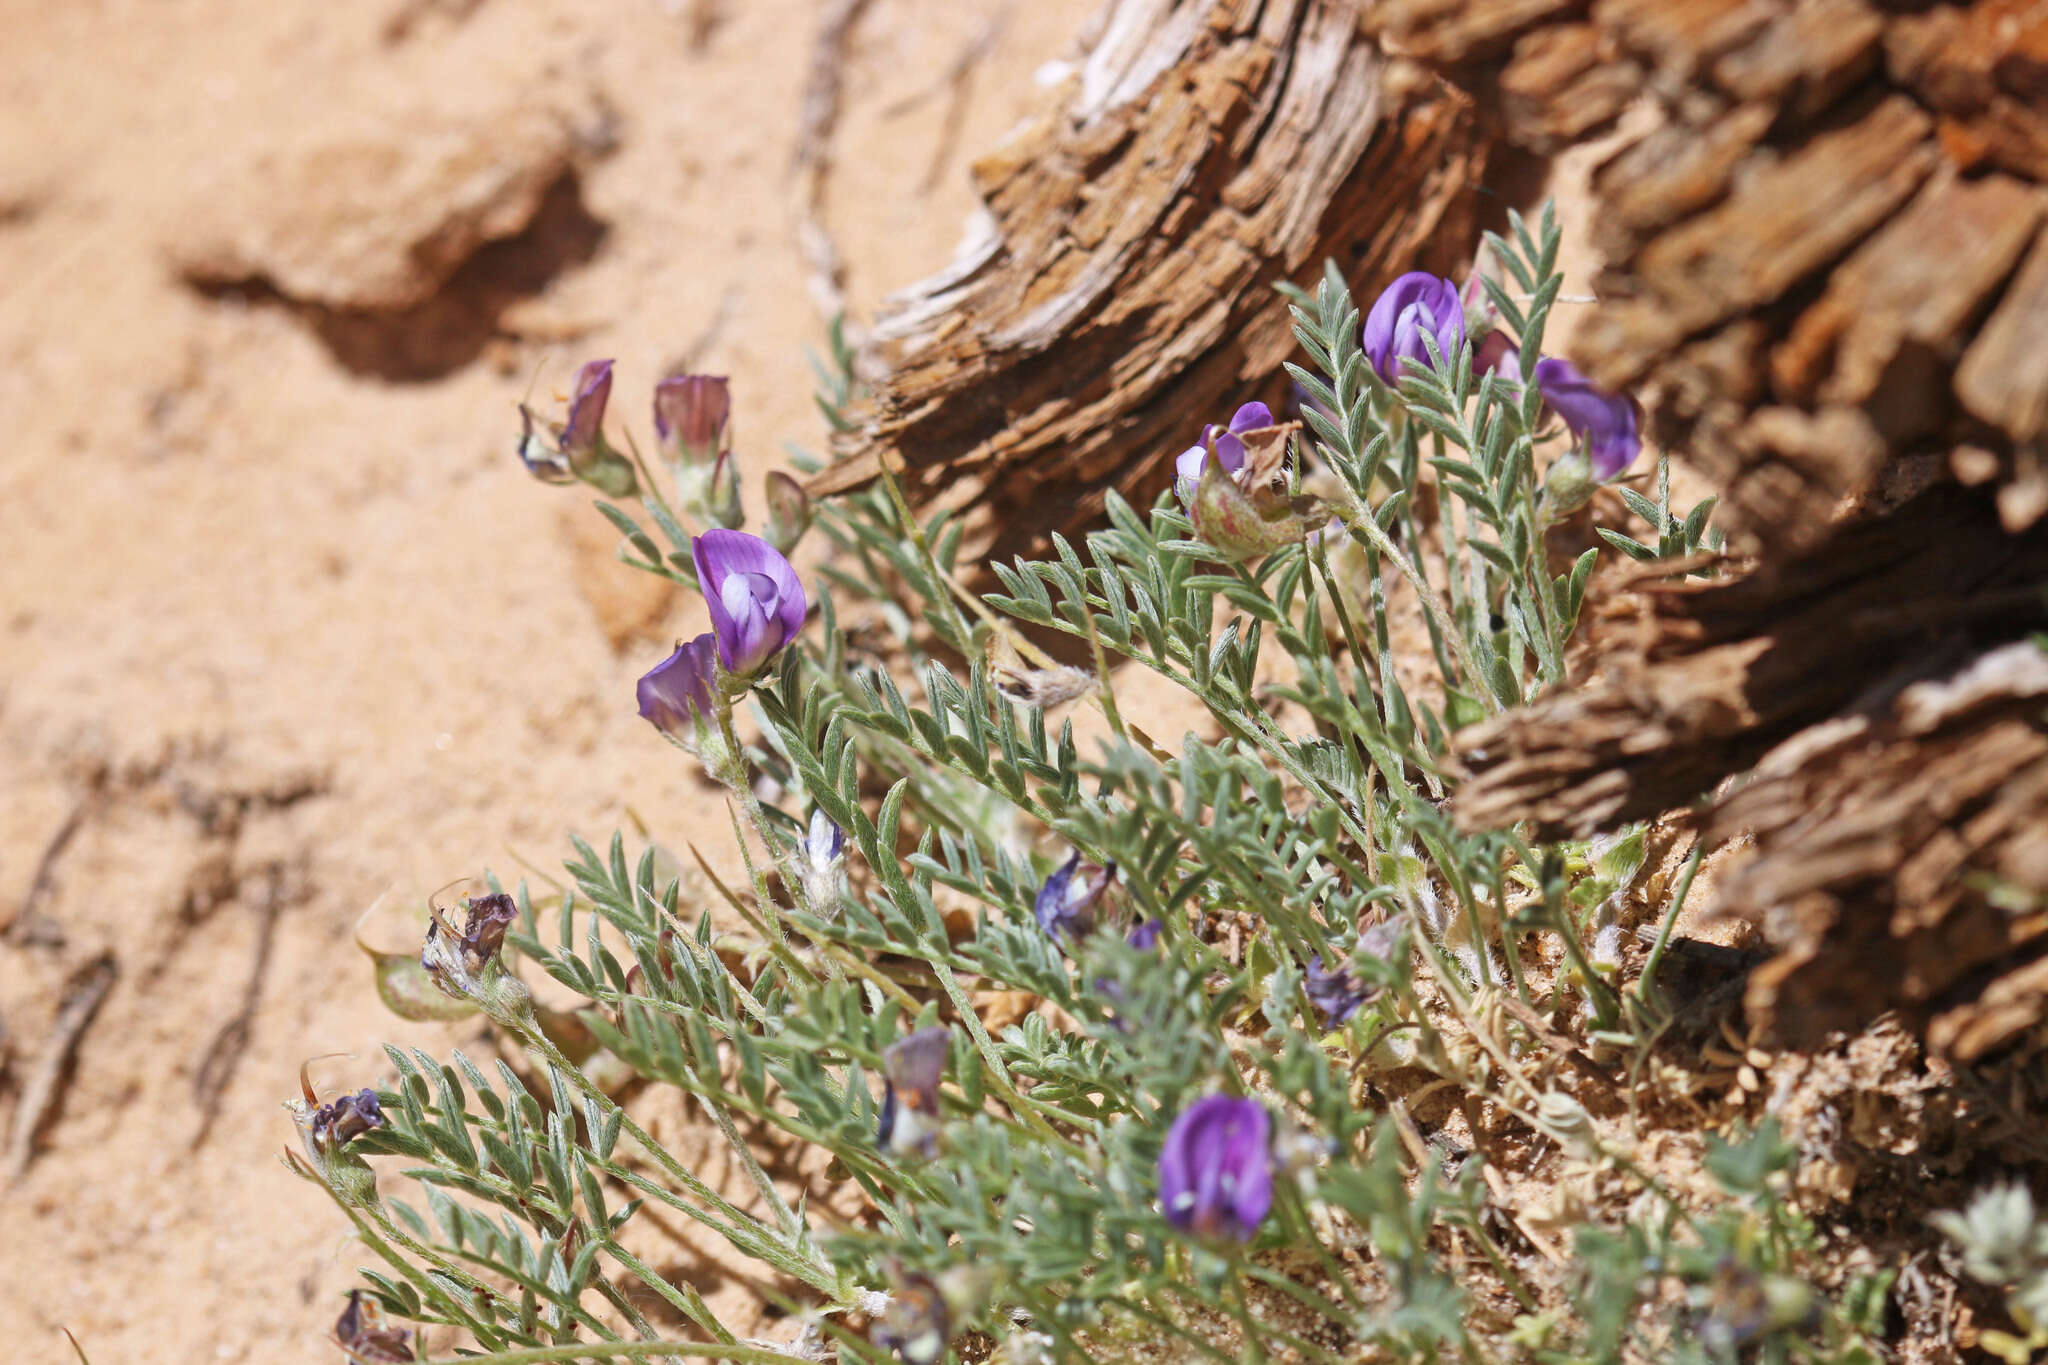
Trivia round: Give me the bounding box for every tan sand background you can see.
[0,1,1098,1356]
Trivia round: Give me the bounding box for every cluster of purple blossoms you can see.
[1358,271,1642,483]
[637,527,809,746]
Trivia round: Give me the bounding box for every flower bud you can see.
[653,373,731,467]
[764,471,812,554]
[1540,451,1597,517]
[799,808,848,915]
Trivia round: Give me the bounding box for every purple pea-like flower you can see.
[1362,272,1465,385]
[877,1026,950,1158]
[311,1087,386,1151]
[653,373,731,466]
[692,529,807,676]
[1127,918,1163,951]
[1304,954,1372,1028]
[1158,1095,1273,1242]
[1034,852,1118,942]
[1473,330,1523,385]
[1174,401,1272,505]
[562,359,614,459]
[1533,356,1642,481]
[637,633,721,742]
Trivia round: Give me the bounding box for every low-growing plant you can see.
[299,207,1865,1365]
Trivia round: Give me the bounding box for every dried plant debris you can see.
[4,953,117,1184]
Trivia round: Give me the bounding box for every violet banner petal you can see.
[1534,356,1642,481]
[637,633,719,739]
[563,359,613,457]
[1227,401,1273,433]
[1363,273,1464,382]
[692,529,806,674]
[1159,1095,1273,1242]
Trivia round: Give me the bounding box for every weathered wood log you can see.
[805,0,1488,550]
[1454,488,2048,836]
[1455,491,2048,1057]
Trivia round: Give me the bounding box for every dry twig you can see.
[4,952,118,1184]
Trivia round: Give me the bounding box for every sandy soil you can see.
[0,1,1097,1357]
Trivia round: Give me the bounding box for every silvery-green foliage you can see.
[283,206,1861,1365]
[1933,1183,2048,1358]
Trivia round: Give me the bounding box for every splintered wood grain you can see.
[807,0,1488,544]
[1771,171,2044,431]
[1956,222,2048,441]
[1451,487,2048,841]
[1500,24,1642,152]
[1364,0,1581,64]
[1716,641,2048,1057]
[1580,96,1938,387]
[1452,488,2048,1052]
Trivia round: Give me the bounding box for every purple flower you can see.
[1175,401,1272,504]
[1362,272,1465,384]
[877,1026,950,1158]
[1473,330,1523,385]
[1533,356,1641,481]
[562,359,614,460]
[1158,1095,1273,1242]
[310,1088,386,1152]
[335,1289,414,1364]
[1034,852,1117,942]
[765,470,811,553]
[1304,954,1372,1028]
[515,404,575,483]
[637,633,720,741]
[1126,918,1163,951]
[692,529,807,675]
[653,373,731,466]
